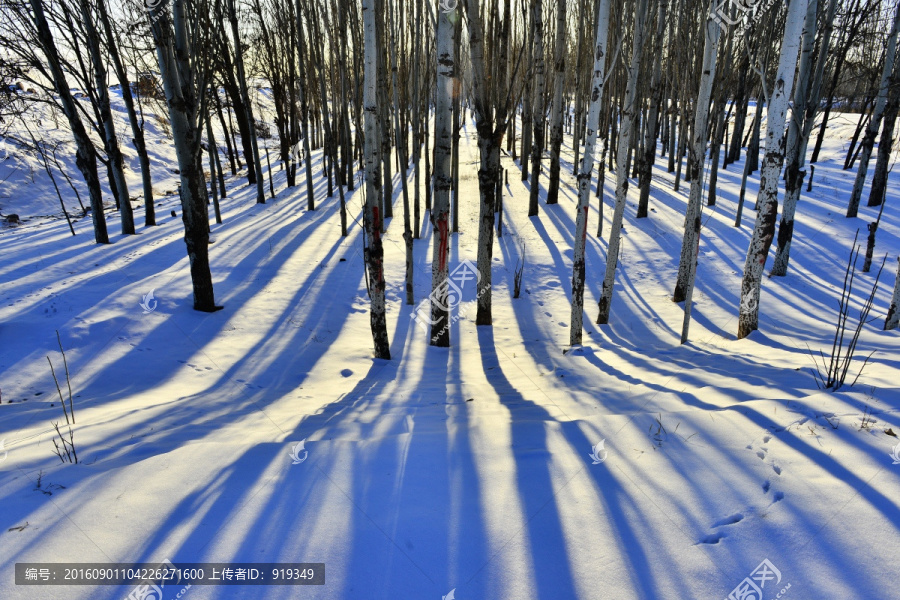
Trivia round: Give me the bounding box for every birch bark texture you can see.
[597,0,649,325]
[737,0,810,340]
[674,0,721,344]
[362,0,391,358]
[430,3,455,347]
[570,0,612,346]
[770,0,823,277]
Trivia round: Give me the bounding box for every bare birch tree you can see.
[737,0,810,339]
[430,1,455,347]
[673,0,721,343]
[362,0,391,358]
[570,0,612,345]
[597,0,649,325]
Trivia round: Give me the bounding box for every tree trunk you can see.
[387,0,413,305]
[228,0,266,203]
[527,0,545,216]
[596,0,648,324]
[97,0,154,227]
[868,56,900,208]
[521,1,533,181]
[296,0,316,210]
[570,0,611,345]
[737,0,809,339]
[847,2,900,218]
[673,0,720,316]
[886,258,900,331]
[361,0,391,358]
[772,0,828,277]
[637,0,668,218]
[80,0,134,235]
[29,0,108,244]
[206,116,223,224]
[677,7,722,343]
[429,0,455,347]
[545,0,566,204]
[150,0,220,312]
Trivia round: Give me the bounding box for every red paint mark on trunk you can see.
[438,217,449,272]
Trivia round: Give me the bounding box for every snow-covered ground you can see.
[1,92,899,600]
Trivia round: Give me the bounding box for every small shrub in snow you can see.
[809,232,887,391]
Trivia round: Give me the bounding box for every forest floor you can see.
[1,94,899,599]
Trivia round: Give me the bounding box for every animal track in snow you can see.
[711,513,744,528]
[698,532,726,545]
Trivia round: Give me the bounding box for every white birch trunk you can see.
[596,0,649,325]
[737,0,809,339]
[569,0,612,345]
[675,1,721,344]
[362,0,391,358]
[771,0,820,276]
[430,0,455,346]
